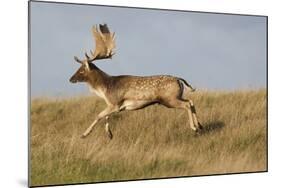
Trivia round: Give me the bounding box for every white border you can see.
[1,0,280,188]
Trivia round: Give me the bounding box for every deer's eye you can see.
[80,70,85,74]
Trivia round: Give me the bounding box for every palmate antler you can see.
[86,24,116,62]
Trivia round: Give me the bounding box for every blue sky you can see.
[30,1,267,97]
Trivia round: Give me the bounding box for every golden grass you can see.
[30,89,267,186]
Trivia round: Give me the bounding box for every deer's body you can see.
[75,62,194,108]
[70,24,202,139]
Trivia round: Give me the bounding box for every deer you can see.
[70,24,203,139]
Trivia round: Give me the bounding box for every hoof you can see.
[194,128,203,135]
[81,134,87,139]
[198,122,203,130]
[107,131,113,140]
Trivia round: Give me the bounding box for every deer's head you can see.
[69,24,115,84]
[69,55,92,83]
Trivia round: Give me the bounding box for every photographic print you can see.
[29,1,267,187]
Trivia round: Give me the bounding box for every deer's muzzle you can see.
[69,76,77,83]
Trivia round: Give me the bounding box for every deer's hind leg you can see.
[188,100,203,130]
[163,99,200,132]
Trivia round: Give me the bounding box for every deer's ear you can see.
[84,61,90,71]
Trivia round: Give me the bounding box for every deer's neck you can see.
[87,63,110,91]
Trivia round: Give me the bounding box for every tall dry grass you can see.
[30,89,267,186]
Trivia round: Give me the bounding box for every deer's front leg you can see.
[105,116,113,139]
[81,106,118,138]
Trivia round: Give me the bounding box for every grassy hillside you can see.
[30,89,267,186]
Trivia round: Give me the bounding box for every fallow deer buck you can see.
[70,24,202,139]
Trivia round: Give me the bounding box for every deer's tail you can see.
[177,78,196,101]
